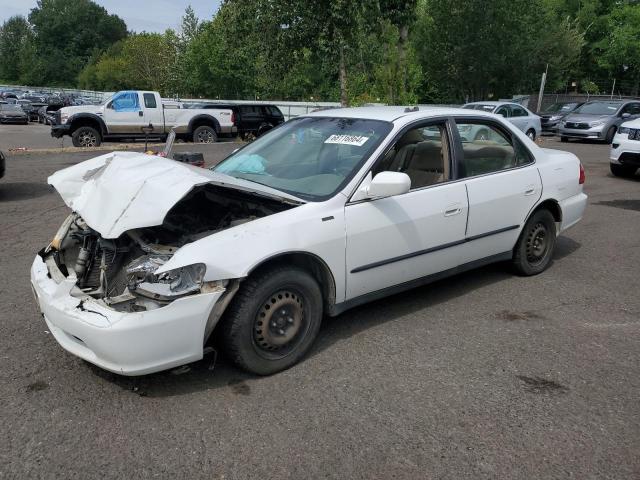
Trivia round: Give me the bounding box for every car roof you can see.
[304,105,498,123]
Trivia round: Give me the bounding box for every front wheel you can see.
[72,126,101,147]
[512,209,557,276]
[605,126,616,144]
[221,266,323,375]
[560,136,568,143]
[526,129,536,141]
[610,163,637,177]
[193,125,217,143]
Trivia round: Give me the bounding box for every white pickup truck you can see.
[51,90,237,147]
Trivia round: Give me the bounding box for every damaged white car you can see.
[31,107,588,376]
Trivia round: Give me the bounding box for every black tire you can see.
[610,163,637,177]
[526,129,536,141]
[72,126,101,147]
[221,266,323,375]
[560,136,568,143]
[192,125,217,143]
[605,126,616,144]
[512,209,557,276]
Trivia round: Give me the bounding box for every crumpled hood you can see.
[48,151,303,239]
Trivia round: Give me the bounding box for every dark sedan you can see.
[0,104,29,124]
[538,101,583,134]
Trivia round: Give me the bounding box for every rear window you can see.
[463,104,496,112]
[144,93,157,108]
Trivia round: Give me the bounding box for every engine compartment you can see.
[49,184,295,312]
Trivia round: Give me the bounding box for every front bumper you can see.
[0,116,28,124]
[30,255,225,376]
[51,124,71,138]
[558,125,605,140]
[610,135,640,166]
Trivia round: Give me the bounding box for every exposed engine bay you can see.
[44,185,294,312]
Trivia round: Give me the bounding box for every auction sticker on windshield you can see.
[324,134,369,146]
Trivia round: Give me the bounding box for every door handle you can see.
[138,111,143,117]
[524,185,536,196]
[444,204,462,217]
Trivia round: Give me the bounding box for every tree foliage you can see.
[1,0,640,102]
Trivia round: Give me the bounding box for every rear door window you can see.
[143,93,157,108]
[455,121,533,177]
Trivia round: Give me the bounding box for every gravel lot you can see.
[1,126,639,479]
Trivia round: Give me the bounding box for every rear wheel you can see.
[512,209,557,276]
[560,136,568,143]
[610,163,637,177]
[193,125,217,143]
[221,266,323,375]
[72,126,101,147]
[526,129,536,141]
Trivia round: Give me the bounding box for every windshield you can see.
[463,104,496,112]
[574,102,621,115]
[213,116,392,201]
[544,102,577,113]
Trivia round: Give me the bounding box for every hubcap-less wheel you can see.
[78,131,97,147]
[527,130,536,140]
[253,290,307,357]
[196,128,215,143]
[525,222,549,266]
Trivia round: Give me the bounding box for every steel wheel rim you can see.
[526,222,549,265]
[197,129,214,143]
[253,289,308,359]
[79,131,97,147]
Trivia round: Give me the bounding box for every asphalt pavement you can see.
[0,127,639,479]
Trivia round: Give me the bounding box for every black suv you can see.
[189,103,285,139]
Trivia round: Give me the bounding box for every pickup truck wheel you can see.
[221,266,323,375]
[72,126,101,147]
[193,126,217,143]
[512,209,556,276]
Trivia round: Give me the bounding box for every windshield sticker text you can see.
[324,134,369,146]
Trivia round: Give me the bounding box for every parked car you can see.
[25,102,47,122]
[0,104,28,124]
[610,118,640,177]
[538,101,583,134]
[558,100,640,143]
[190,103,285,139]
[462,101,541,140]
[31,106,587,376]
[51,90,236,147]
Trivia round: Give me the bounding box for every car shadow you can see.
[89,236,582,398]
[0,182,55,202]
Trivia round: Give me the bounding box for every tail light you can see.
[579,163,585,184]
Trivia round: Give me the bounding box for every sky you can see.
[0,0,222,32]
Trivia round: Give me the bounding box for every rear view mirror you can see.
[621,112,631,119]
[366,171,411,199]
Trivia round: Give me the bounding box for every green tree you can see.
[28,0,127,85]
[0,16,31,82]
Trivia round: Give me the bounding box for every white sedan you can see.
[610,118,640,177]
[463,101,541,140]
[31,107,587,376]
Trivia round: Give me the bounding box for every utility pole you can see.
[536,64,548,113]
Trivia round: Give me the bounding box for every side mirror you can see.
[621,112,631,119]
[365,171,411,199]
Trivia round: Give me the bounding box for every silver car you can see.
[559,100,640,144]
[462,101,541,140]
